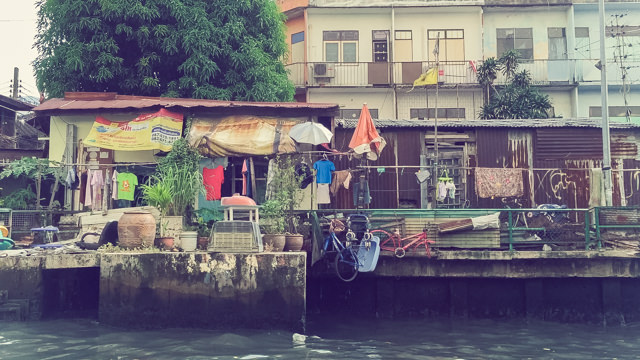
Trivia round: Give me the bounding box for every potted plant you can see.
[260,199,287,251]
[262,156,304,251]
[141,179,174,250]
[151,137,204,245]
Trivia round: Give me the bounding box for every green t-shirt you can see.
[117,172,138,201]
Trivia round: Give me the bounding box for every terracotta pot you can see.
[117,211,156,249]
[284,234,304,252]
[156,237,175,250]
[198,236,209,250]
[262,234,286,252]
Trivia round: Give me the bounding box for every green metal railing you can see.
[593,206,640,251]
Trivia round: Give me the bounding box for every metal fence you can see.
[310,207,640,254]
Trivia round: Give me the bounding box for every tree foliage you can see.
[478,50,552,120]
[34,0,294,102]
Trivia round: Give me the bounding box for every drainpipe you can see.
[568,5,579,118]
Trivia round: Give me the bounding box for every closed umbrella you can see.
[288,122,333,145]
[348,103,386,161]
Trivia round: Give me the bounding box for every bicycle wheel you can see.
[334,247,359,282]
[371,229,396,253]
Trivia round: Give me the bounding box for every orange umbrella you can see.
[348,103,386,160]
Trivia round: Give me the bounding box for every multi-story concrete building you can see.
[278,0,639,123]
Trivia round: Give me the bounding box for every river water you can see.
[1,315,639,359]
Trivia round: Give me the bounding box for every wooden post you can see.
[249,157,257,199]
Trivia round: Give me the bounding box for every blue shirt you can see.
[313,160,335,184]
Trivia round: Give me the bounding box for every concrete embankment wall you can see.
[0,253,306,331]
[309,251,640,325]
[100,253,306,331]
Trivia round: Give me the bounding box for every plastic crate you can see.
[209,221,263,253]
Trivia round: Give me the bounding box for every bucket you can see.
[180,231,198,251]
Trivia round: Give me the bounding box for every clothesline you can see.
[356,165,640,172]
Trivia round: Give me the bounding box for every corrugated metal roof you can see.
[337,117,640,129]
[0,94,34,111]
[33,92,339,114]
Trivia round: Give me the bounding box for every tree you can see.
[34,0,294,102]
[478,50,552,120]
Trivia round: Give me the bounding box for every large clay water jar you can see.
[117,211,156,249]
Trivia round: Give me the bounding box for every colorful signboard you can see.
[84,108,183,151]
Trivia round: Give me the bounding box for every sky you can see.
[0,0,39,101]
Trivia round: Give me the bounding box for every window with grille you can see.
[497,28,533,61]
[324,31,359,62]
[340,108,379,119]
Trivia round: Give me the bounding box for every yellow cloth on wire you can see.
[413,67,438,86]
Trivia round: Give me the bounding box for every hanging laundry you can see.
[313,158,335,184]
[295,162,313,189]
[111,169,119,200]
[242,159,248,195]
[84,169,93,207]
[437,180,447,202]
[65,166,78,189]
[203,165,224,201]
[352,179,371,206]
[91,170,104,210]
[317,184,331,204]
[415,169,431,184]
[265,159,276,200]
[330,170,351,196]
[475,168,523,198]
[344,171,352,190]
[79,170,88,205]
[117,172,138,201]
[446,181,456,200]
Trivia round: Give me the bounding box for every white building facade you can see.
[279,0,639,123]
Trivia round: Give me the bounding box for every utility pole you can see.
[12,67,19,100]
[598,0,613,206]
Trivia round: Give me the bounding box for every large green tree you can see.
[34,0,294,101]
[478,50,552,119]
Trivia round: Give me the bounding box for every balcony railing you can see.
[285,60,640,88]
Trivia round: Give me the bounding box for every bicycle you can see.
[371,227,434,258]
[323,219,370,282]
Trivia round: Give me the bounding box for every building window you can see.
[291,31,304,44]
[410,108,465,120]
[497,28,533,61]
[575,27,591,59]
[548,27,567,60]
[340,108,379,119]
[323,31,359,62]
[372,30,389,62]
[395,30,413,62]
[589,106,640,118]
[428,29,464,62]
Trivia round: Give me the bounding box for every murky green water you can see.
[0,316,638,359]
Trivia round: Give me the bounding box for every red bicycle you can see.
[371,228,434,258]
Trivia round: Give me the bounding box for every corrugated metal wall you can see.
[333,128,422,209]
[331,126,640,210]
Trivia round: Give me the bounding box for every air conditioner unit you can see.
[314,63,335,78]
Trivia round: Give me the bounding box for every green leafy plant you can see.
[141,178,174,218]
[3,187,37,210]
[0,157,64,210]
[260,155,303,234]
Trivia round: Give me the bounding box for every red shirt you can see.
[203,166,224,201]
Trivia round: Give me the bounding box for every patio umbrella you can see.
[288,122,333,145]
[348,103,386,161]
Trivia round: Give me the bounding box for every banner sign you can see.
[84,109,183,151]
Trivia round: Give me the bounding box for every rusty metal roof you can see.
[33,92,339,114]
[337,117,640,129]
[0,94,34,111]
